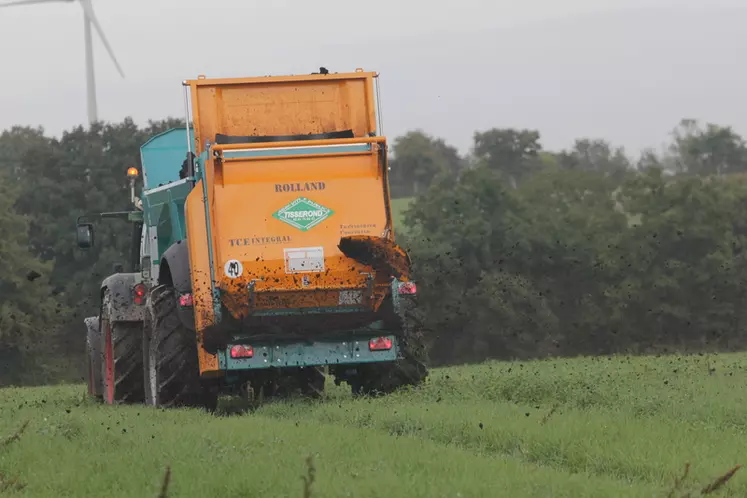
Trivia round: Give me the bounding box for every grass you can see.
[390,197,414,232]
[1,353,747,497]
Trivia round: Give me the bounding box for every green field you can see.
[390,197,413,231]
[1,353,746,497]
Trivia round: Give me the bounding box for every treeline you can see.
[395,119,747,364]
[0,119,184,385]
[1,117,746,385]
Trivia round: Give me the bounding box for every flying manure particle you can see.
[26,270,42,282]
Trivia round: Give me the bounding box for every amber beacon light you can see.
[127,167,141,210]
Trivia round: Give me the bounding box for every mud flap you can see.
[338,235,412,280]
[84,316,103,398]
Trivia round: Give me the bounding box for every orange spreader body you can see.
[180,70,399,375]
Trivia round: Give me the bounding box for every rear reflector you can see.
[369,337,393,351]
[178,293,193,307]
[398,281,417,295]
[230,345,254,359]
[133,283,146,305]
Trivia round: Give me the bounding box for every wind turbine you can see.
[0,0,125,125]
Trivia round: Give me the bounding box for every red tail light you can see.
[369,337,393,351]
[178,293,193,307]
[230,345,254,359]
[133,283,146,305]
[398,281,417,295]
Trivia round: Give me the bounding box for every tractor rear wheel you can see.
[144,284,216,410]
[101,291,145,404]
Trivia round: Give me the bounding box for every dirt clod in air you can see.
[338,235,411,280]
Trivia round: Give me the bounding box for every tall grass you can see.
[0,353,745,497]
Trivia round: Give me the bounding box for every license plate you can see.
[338,290,363,305]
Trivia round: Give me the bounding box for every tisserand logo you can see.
[272,197,334,232]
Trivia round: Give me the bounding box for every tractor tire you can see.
[350,296,429,396]
[144,284,216,410]
[100,291,145,404]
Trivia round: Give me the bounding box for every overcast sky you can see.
[1,0,745,156]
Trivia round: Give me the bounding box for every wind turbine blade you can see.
[0,0,70,7]
[78,0,124,78]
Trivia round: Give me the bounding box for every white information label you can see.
[284,247,325,274]
[224,259,243,278]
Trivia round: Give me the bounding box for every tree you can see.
[555,138,632,183]
[401,119,747,362]
[1,117,185,368]
[668,118,747,176]
[515,168,630,353]
[608,169,747,350]
[403,164,560,362]
[388,130,464,198]
[471,128,544,187]
[0,171,61,385]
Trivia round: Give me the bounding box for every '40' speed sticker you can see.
[224,259,243,278]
